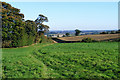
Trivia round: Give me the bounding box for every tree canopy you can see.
[2,2,50,48]
[35,14,49,32]
[75,29,81,36]
[65,33,70,37]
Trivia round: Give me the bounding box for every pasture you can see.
[2,42,120,79]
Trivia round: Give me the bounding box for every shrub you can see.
[2,41,12,48]
[81,37,97,43]
[110,31,116,34]
[39,34,53,43]
[66,33,70,37]
[62,35,65,37]
[100,32,108,34]
[111,38,120,42]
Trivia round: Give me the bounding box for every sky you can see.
[4,2,118,30]
[1,0,119,2]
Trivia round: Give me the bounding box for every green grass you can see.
[2,42,120,79]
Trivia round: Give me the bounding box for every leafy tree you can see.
[65,33,70,37]
[110,31,115,34]
[2,2,36,47]
[25,20,37,45]
[62,35,65,37]
[35,14,49,32]
[57,34,59,37]
[75,29,81,36]
[40,24,49,32]
[2,2,51,48]
[2,2,25,47]
[116,29,120,33]
[118,29,120,31]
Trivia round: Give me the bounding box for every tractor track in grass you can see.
[28,43,55,78]
[29,54,49,78]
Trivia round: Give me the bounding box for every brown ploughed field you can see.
[58,34,119,41]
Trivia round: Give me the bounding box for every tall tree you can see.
[2,2,37,47]
[2,2,51,47]
[25,20,37,45]
[75,29,81,36]
[35,14,49,32]
[2,2,25,47]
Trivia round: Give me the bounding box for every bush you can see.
[100,32,108,34]
[111,38,120,42]
[39,34,54,43]
[81,37,97,43]
[2,41,12,48]
[62,35,65,37]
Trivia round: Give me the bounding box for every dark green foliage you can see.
[2,2,51,48]
[2,2,26,47]
[100,30,119,34]
[57,34,59,37]
[19,32,28,46]
[65,33,70,37]
[24,20,37,45]
[75,29,81,36]
[39,34,53,43]
[35,14,49,32]
[109,38,120,42]
[62,35,65,37]
[110,31,116,34]
[100,31,108,34]
[116,31,120,33]
[81,37,97,43]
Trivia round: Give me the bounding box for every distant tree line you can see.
[100,30,120,34]
[64,29,119,37]
[2,2,50,48]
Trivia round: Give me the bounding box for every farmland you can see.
[58,34,119,41]
[2,42,120,79]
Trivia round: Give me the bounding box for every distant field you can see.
[2,42,120,79]
[58,34,119,41]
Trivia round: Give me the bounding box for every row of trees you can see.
[65,29,120,37]
[2,2,50,48]
[64,29,81,37]
[100,30,120,34]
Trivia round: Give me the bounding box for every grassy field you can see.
[2,42,120,79]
